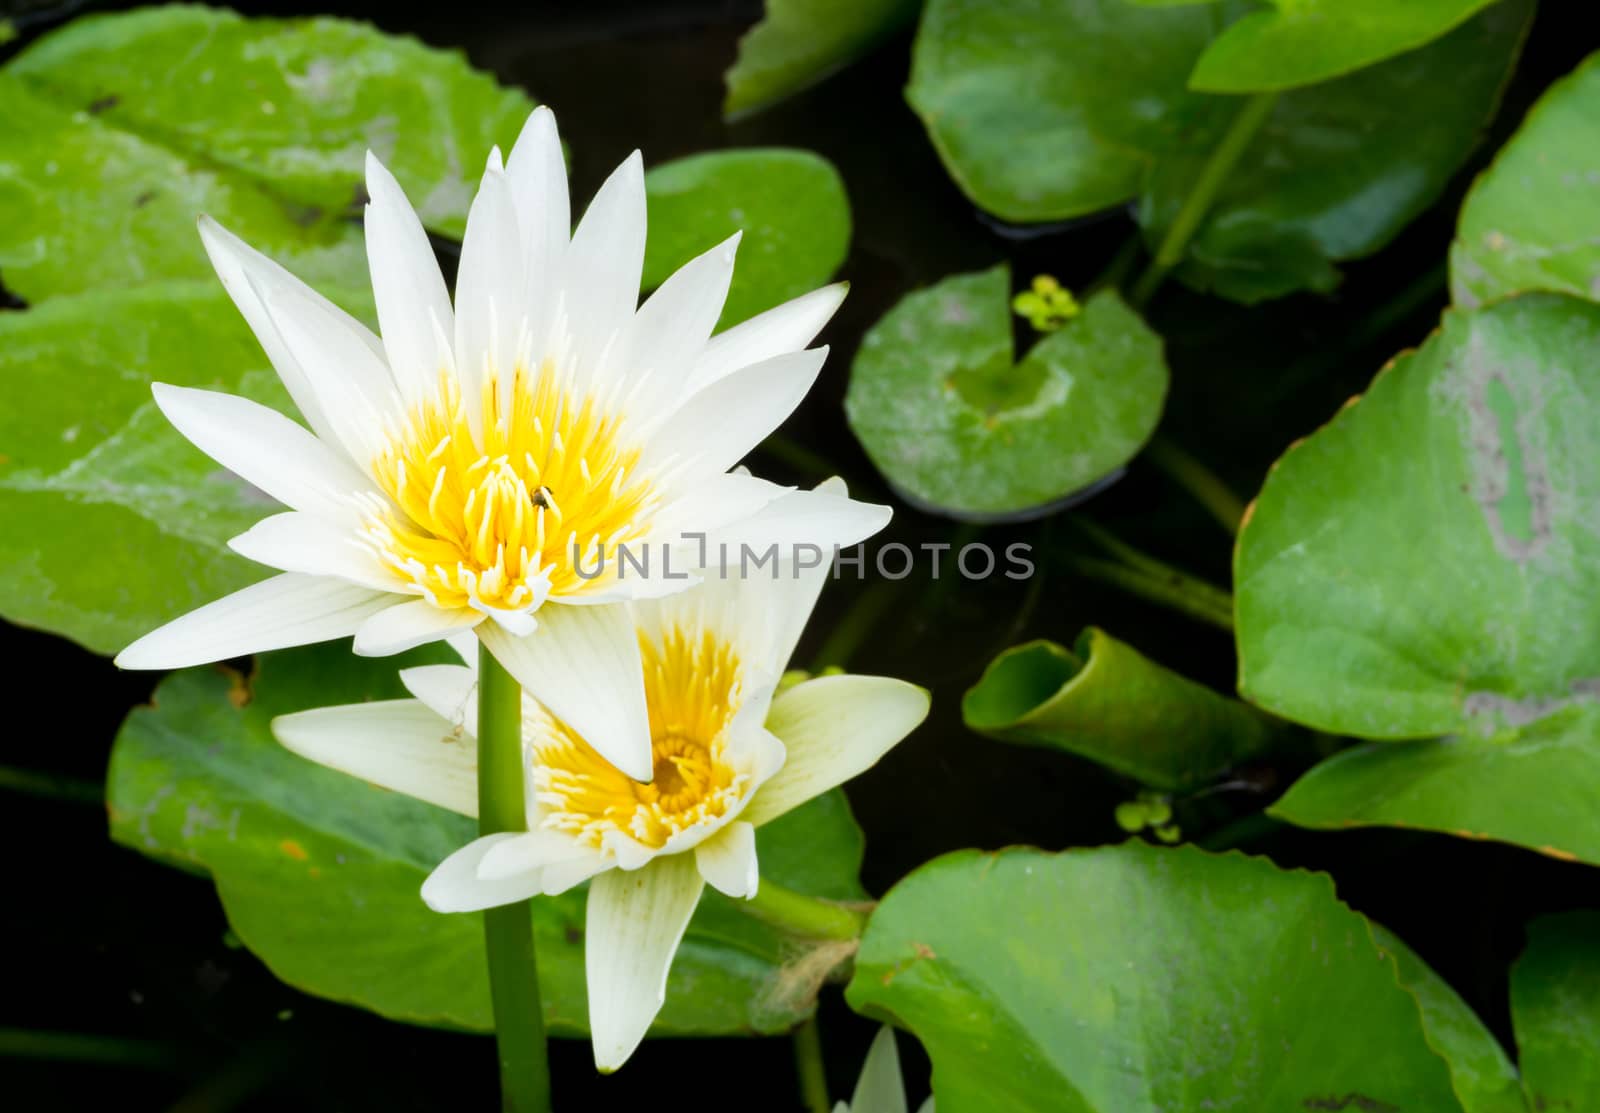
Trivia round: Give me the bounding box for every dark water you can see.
[5,1,1600,1109]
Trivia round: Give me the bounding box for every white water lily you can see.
[114,105,889,779]
[272,511,929,1070]
[837,1027,933,1113]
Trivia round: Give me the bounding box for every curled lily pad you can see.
[963,629,1278,791]
[1511,912,1600,1108]
[723,0,921,119]
[1452,51,1600,308]
[1244,294,1600,863]
[844,265,1168,520]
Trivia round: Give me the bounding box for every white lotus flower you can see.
[837,1027,933,1113]
[114,105,889,779]
[272,513,928,1070]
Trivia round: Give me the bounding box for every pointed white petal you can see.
[273,699,477,817]
[228,511,395,589]
[115,574,392,670]
[694,820,759,899]
[399,663,477,729]
[620,232,739,407]
[851,1027,909,1113]
[421,834,545,913]
[477,605,652,782]
[586,855,705,1072]
[565,151,645,374]
[365,151,454,405]
[744,675,929,827]
[505,106,569,352]
[353,598,484,657]
[690,282,847,393]
[647,347,826,476]
[707,480,891,569]
[149,384,370,521]
[648,473,792,557]
[477,828,593,882]
[538,852,611,896]
[454,160,524,434]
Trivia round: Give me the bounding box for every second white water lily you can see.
[114,105,888,779]
[274,518,929,1070]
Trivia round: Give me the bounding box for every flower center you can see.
[363,366,659,613]
[529,627,749,850]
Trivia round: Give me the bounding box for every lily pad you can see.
[844,265,1167,519]
[0,6,533,303]
[106,643,868,1035]
[723,0,920,119]
[642,148,851,327]
[1452,51,1600,309]
[1511,912,1600,1108]
[1242,294,1600,863]
[963,629,1278,791]
[847,842,1470,1112]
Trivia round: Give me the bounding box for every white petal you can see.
[421,834,545,913]
[744,675,929,827]
[586,854,705,1072]
[353,598,484,657]
[689,282,847,394]
[115,574,392,669]
[647,347,826,476]
[455,159,524,435]
[399,663,477,729]
[365,151,454,405]
[851,1027,909,1113]
[706,479,892,570]
[564,151,645,377]
[694,820,759,899]
[477,828,594,882]
[272,699,477,817]
[505,106,569,354]
[149,383,370,522]
[477,605,652,782]
[649,472,793,547]
[197,216,385,449]
[618,232,739,408]
[538,852,611,896]
[916,1099,935,1113]
[228,511,396,589]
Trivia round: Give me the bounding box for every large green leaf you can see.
[847,843,1469,1112]
[1510,912,1600,1108]
[1452,51,1600,309]
[723,0,920,119]
[0,6,533,303]
[1125,0,1501,93]
[1243,294,1600,863]
[962,629,1277,791]
[642,148,851,328]
[907,0,1528,301]
[106,644,868,1035]
[844,265,1167,519]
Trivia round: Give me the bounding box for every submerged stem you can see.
[1144,435,1247,536]
[1060,518,1235,632]
[793,1018,831,1113]
[746,875,869,942]
[477,645,552,1113]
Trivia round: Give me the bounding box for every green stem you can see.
[0,1029,190,1073]
[1144,435,1247,536]
[1063,555,1234,632]
[1197,811,1282,852]
[478,646,552,1113]
[1131,92,1278,307]
[0,763,102,805]
[792,1018,831,1113]
[747,876,869,942]
[811,578,903,673]
[1066,516,1235,618]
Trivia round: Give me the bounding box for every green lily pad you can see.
[1511,912,1600,1108]
[106,643,868,1035]
[723,0,921,119]
[642,148,851,328]
[847,842,1470,1112]
[907,0,1528,301]
[1452,51,1600,309]
[1242,294,1600,863]
[0,6,533,303]
[963,629,1278,792]
[844,265,1167,519]
[1126,0,1501,93]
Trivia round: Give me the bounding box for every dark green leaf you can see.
[1452,51,1600,308]
[847,842,1468,1112]
[723,0,920,119]
[962,629,1277,791]
[106,644,868,1034]
[845,265,1167,519]
[1511,912,1600,1109]
[1245,294,1600,863]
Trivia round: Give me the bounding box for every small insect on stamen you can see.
[531,485,554,510]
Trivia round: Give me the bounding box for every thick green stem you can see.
[747,875,869,941]
[478,646,552,1113]
[0,1028,189,1073]
[792,1018,831,1113]
[1131,92,1278,307]
[1059,518,1234,631]
[1145,435,1247,536]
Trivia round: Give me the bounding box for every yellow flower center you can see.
[530,627,750,850]
[364,366,659,612]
